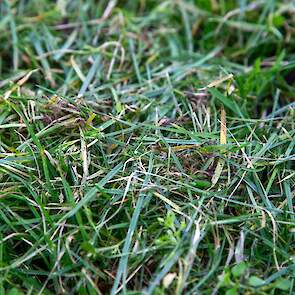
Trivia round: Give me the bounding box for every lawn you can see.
[0,0,295,294]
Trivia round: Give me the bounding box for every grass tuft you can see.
[0,0,294,294]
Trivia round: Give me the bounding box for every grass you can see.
[0,0,294,294]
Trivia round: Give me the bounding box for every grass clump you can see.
[0,0,294,294]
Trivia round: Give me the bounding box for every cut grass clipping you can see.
[0,0,295,294]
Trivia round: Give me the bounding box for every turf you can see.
[0,0,294,294]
